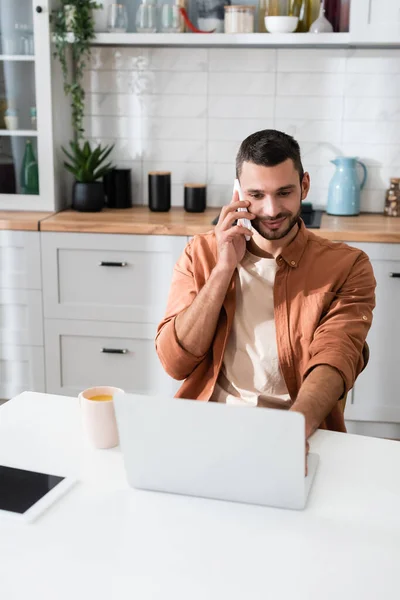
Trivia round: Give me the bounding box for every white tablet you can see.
[0,464,77,523]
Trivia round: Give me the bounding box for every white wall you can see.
[83,46,400,211]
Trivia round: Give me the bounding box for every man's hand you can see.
[215,190,254,274]
[291,365,345,439]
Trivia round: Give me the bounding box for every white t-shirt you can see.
[210,250,291,408]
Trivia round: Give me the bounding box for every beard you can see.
[251,204,301,241]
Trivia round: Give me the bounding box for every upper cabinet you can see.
[0,1,71,211]
[350,0,400,43]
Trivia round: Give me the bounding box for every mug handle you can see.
[357,160,367,190]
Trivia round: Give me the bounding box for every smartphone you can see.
[234,178,251,241]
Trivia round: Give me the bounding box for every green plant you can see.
[53,0,102,138]
[62,141,114,183]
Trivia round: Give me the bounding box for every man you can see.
[156,129,376,439]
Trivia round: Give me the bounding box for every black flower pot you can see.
[72,181,105,212]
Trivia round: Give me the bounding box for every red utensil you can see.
[178,7,216,33]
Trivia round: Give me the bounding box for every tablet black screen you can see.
[0,465,64,514]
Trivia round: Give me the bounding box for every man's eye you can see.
[249,194,263,200]
[278,191,291,197]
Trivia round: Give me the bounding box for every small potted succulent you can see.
[63,141,114,212]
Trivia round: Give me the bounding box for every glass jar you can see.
[224,5,255,33]
[136,0,158,33]
[384,178,400,217]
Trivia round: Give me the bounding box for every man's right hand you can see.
[215,190,254,273]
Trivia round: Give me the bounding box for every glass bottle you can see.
[324,0,340,32]
[384,178,400,217]
[20,139,39,195]
[296,0,320,32]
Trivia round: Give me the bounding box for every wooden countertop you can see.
[319,214,400,243]
[40,207,222,236]
[0,211,53,231]
[39,207,400,243]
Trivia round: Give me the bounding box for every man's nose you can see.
[261,195,281,217]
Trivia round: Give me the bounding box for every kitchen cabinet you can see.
[44,319,179,398]
[350,0,400,44]
[345,242,400,438]
[41,233,186,323]
[41,232,186,396]
[0,230,45,399]
[0,0,71,211]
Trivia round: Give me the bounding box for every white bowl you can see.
[264,16,299,33]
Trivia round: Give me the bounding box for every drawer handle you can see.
[101,348,128,354]
[98,261,128,267]
[389,272,400,278]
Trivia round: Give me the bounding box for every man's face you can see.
[239,159,310,241]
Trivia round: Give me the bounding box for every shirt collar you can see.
[279,219,309,269]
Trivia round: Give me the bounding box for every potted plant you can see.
[53,0,102,138]
[63,141,114,212]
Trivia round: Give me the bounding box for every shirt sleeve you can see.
[155,238,208,381]
[303,251,376,394]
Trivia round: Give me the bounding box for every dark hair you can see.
[236,129,304,181]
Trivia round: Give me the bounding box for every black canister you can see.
[184,184,207,213]
[148,171,171,212]
[104,168,132,208]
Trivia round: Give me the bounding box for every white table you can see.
[1,392,400,600]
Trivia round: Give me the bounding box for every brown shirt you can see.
[156,220,376,432]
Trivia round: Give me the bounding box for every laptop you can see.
[114,393,319,510]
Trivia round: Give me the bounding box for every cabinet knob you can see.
[98,261,128,267]
[36,6,43,13]
[389,272,400,278]
[101,348,129,354]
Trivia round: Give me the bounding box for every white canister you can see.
[224,5,255,33]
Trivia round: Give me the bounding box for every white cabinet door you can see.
[345,243,400,423]
[350,0,400,43]
[0,345,45,399]
[0,288,43,345]
[0,231,41,289]
[41,233,186,323]
[44,319,181,398]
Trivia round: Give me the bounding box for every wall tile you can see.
[343,121,400,144]
[208,140,240,164]
[345,73,400,97]
[277,49,346,73]
[208,118,274,141]
[346,49,400,74]
[87,47,149,71]
[208,96,274,119]
[208,72,276,96]
[207,163,235,186]
[144,118,207,141]
[207,184,234,207]
[209,49,276,72]
[142,139,207,162]
[344,97,400,121]
[146,48,207,71]
[84,116,142,139]
[274,119,341,143]
[142,95,207,118]
[342,144,400,167]
[277,73,345,96]
[275,96,343,120]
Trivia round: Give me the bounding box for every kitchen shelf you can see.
[0,55,35,61]
[0,130,38,136]
[92,32,352,47]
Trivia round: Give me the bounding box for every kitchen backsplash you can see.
[83,47,400,211]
